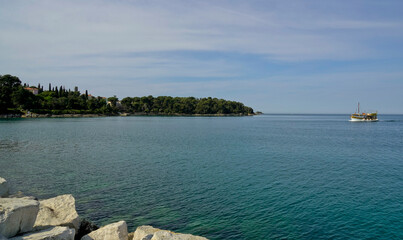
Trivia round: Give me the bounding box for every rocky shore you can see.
[0,177,208,240]
[0,114,22,118]
[0,112,254,119]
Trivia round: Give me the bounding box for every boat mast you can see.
[358,102,360,114]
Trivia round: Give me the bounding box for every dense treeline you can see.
[120,96,253,114]
[0,74,112,114]
[0,74,254,115]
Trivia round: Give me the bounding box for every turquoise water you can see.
[0,115,402,239]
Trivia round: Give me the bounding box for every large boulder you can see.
[131,226,208,240]
[0,197,40,238]
[0,178,9,198]
[131,226,161,240]
[10,226,75,240]
[81,221,128,240]
[34,194,79,231]
[151,231,208,240]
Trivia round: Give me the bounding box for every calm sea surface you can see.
[0,114,402,239]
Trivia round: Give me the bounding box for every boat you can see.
[350,103,378,122]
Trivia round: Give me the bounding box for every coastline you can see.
[0,112,256,119]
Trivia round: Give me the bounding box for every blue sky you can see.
[1,0,402,113]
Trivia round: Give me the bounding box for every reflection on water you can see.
[0,139,25,152]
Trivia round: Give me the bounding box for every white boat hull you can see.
[349,118,378,122]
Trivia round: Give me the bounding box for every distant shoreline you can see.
[0,112,256,119]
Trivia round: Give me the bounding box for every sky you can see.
[1,0,403,113]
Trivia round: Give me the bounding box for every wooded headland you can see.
[0,74,254,117]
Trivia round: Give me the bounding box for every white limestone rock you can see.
[10,226,75,240]
[131,226,161,240]
[34,194,80,231]
[151,231,208,240]
[81,221,128,240]
[0,178,9,198]
[131,226,208,240]
[0,197,40,238]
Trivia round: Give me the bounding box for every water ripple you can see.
[0,115,402,239]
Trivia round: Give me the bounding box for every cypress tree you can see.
[55,86,58,96]
[49,83,51,92]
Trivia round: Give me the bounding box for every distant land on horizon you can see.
[0,74,254,116]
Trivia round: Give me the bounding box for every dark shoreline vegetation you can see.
[0,74,254,117]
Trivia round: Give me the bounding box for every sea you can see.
[0,114,402,239]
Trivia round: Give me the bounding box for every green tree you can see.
[11,87,36,109]
[0,74,22,113]
[107,96,119,107]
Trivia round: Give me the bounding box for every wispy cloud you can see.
[2,0,402,60]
